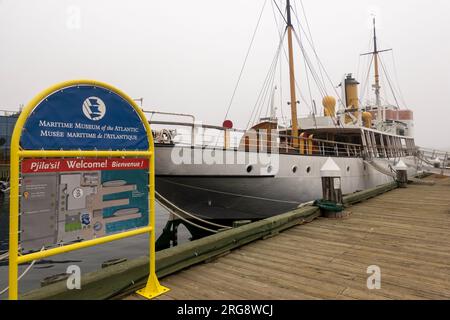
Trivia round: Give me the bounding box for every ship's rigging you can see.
[223,0,343,134]
[358,17,409,120]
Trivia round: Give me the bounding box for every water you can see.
[0,193,194,298]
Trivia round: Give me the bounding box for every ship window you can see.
[267,166,273,174]
[347,166,350,172]
[246,165,253,173]
[306,166,311,174]
[292,166,298,173]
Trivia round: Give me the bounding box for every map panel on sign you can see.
[20,158,149,252]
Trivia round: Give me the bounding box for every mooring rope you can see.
[0,251,8,261]
[363,160,396,178]
[156,191,232,230]
[156,198,221,234]
[0,246,45,296]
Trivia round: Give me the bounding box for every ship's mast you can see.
[362,17,391,125]
[372,18,381,111]
[286,0,299,148]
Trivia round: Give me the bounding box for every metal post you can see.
[371,131,379,158]
[394,160,408,188]
[441,153,448,176]
[380,134,387,158]
[8,127,20,299]
[319,158,344,218]
[360,129,370,159]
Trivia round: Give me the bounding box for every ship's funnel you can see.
[343,74,360,124]
[345,74,359,109]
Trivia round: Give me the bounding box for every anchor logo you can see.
[82,97,106,121]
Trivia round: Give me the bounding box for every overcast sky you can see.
[0,0,449,149]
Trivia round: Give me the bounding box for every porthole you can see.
[347,166,350,172]
[306,166,311,174]
[267,166,273,174]
[246,165,253,173]
[292,166,298,174]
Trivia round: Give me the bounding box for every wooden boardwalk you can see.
[127,176,450,300]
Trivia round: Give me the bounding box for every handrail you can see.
[150,120,363,149]
[143,111,196,124]
[0,110,20,117]
[418,147,449,158]
[145,112,196,146]
[150,120,244,133]
[150,120,422,160]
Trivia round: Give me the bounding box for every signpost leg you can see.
[8,141,20,300]
[136,158,169,299]
[136,270,169,299]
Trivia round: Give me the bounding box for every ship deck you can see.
[125,175,450,300]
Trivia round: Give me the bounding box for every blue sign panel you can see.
[20,85,149,150]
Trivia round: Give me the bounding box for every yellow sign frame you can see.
[8,80,169,300]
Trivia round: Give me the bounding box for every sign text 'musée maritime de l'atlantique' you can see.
[38,120,140,141]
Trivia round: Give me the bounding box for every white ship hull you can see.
[155,145,419,220]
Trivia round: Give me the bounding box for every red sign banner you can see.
[21,158,149,173]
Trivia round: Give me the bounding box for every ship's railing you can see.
[418,147,448,160]
[148,120,363,158]
[144,111,196,146]
[276,134,362,157]
[0,109,20,117]
[417,147,449,168]
[360,129,417,160]
[363,145,417,159]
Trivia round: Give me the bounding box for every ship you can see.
[149,1,420,222]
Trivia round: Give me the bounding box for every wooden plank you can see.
[149,176,450,300]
